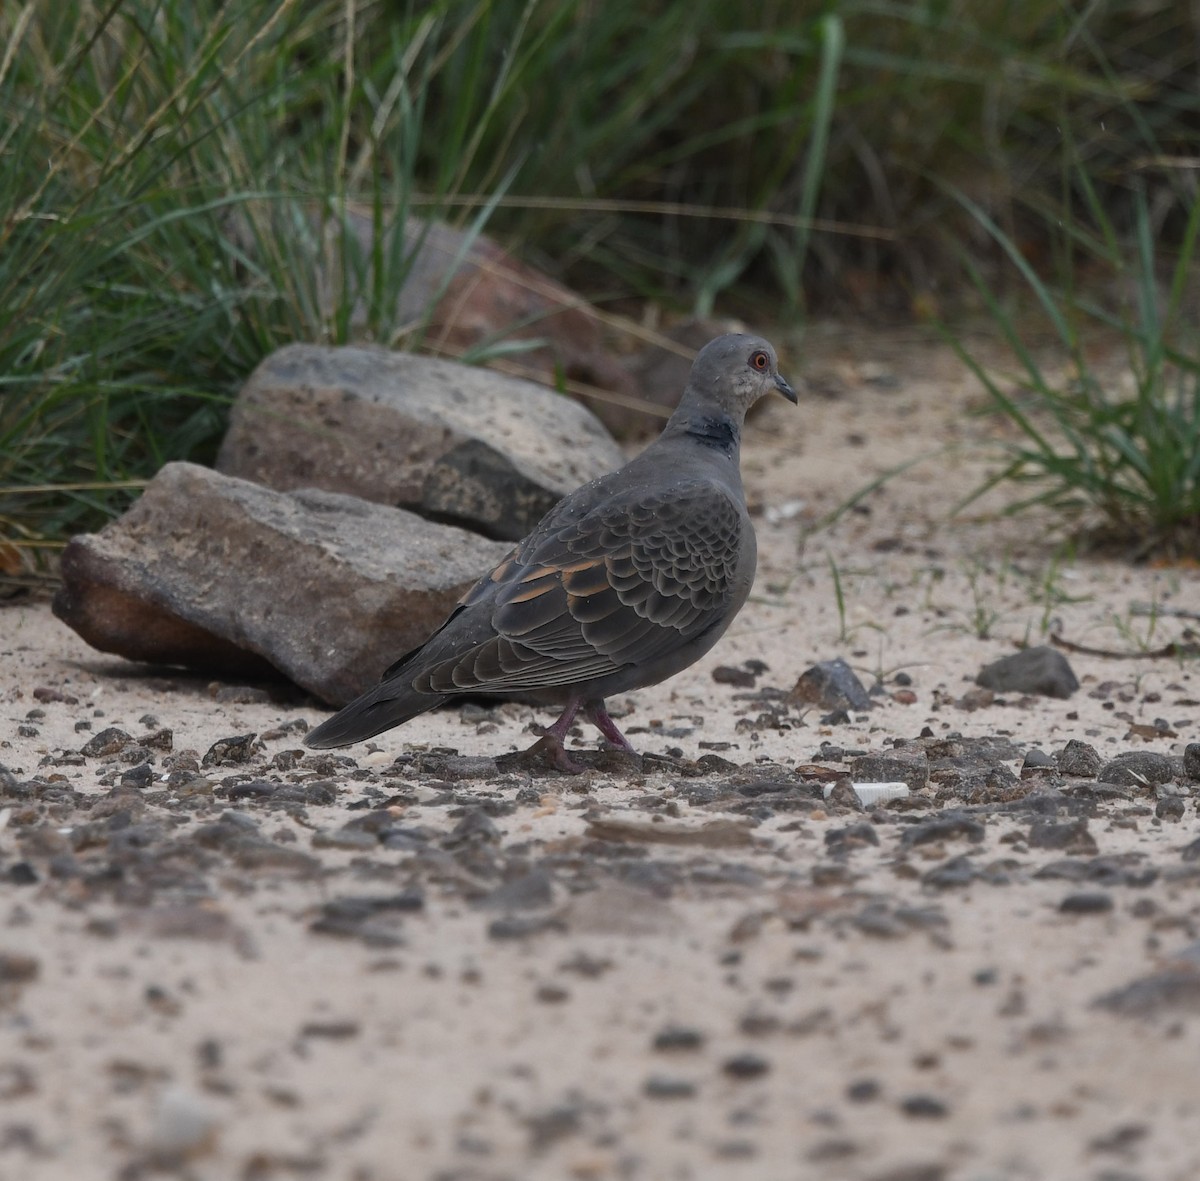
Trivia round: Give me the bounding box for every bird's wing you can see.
[409,480,745,695]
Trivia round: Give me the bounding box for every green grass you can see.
[3,0,1200,557]
[948,177,1200,558]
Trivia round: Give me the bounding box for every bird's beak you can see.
[774,372,798,404]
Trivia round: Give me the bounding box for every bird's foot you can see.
[585,701,637,754]
[523,734,587,775]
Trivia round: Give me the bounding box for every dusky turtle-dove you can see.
[305,332,796,769]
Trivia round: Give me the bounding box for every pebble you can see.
[1155,797,1185,822]
[922,855,977,889]
[846,1078,881,1102]
[1059,892,1114,914]
[900,1094,949,1118]
[900,815,985,848]
[789,659,873,711]
[1099,751,1181,787]
[81,727,134,757]
[1056,738,1102,776]
[722,1052,770,1080]
[201,733,258,767]
[975,646,1078,699]
[1095,963,1200,1017]
[643,1075,696,1099]
[1027,819,1098,853]
[652,1026,705,1052]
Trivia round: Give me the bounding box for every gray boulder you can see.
[215,344,625,541]
[52,462,511,705]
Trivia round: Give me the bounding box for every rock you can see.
[1184,742,1200,781]
[1056,739,1102,777]
[789,659,873,712]
[1020,748,1055,776]
[1098,751,1181,788]
[1027,819,1098,854]
[216,343,624,541]
[975,646,1078,699]
[80,727,134,758]
[1059,891,1114,914]
[722,1052,771,1080]
[477,869,555,911]
[850,751,930,791]
[653,1026,706,1052]
[1095,963,1200,1017]
[898,815,985,848]
[643,1075,697,1099]
[146,1086,220,1163]
[1156,797,1186,822]
[52,463,510,704]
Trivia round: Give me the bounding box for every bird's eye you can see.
[750,351,769,371]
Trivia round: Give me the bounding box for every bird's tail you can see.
[304,681,437,749]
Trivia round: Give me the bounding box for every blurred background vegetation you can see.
[2,0,1198,560]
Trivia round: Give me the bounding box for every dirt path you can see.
[2,326,1198,1181]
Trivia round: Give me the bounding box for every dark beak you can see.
[774,372,798,404]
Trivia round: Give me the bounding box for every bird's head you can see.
[687,333,796,422]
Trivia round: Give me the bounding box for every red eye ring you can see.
[751,351,769,371]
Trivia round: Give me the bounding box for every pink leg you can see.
[585,700,637,754]
[534,696,587,772]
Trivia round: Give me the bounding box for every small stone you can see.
[1056,739,1103,776]
[789,659,873,712]
[976,646,1078,699]
[444,807,501,847]
[712,665,756,688]
[7,863,38,886]
[0,952,39,984]
[81,727,134,758]
[922,855,977,889]
[121,764,156,790]
[1156,797,1186,822]
[1059,892,1113,914]
[722,1052,770,1080]
[1021,748,1056,775]
[477,869,554,911]
[311,826,379,851]
[300,1020,360,1039]
[1027,819,1098,854]
[900,815,985,848]
[851,751,930,791]
[1095,963,1200,1017]
[201,734,257,767]
[644,1075,696,1099]
[653,1026,706,1053]
[846,1079,881,1102]
[1099,751,1180,788]
[147,1086,220,1162]
[1184,743,1200,781]
[900,1094,949,1118]
[825,822,880,852]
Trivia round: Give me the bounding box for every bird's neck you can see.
[665,402,742,457]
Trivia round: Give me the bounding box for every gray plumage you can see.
[305,332,796,766]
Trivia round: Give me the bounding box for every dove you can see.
[305,332,796,769]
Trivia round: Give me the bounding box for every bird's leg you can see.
[534,696,587,773]
[584,699,637,754]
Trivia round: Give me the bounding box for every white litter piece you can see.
[823,781,910,808]
[765,498,807,525]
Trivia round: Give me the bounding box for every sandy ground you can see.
[2,324,1199,1181]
